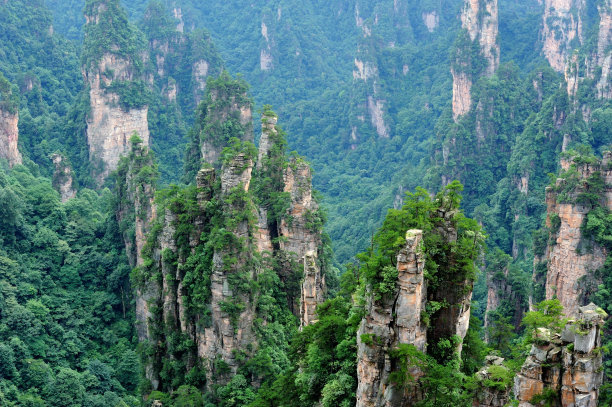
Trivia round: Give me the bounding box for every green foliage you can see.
[530,387,558,407]
[358,182,484,364]
[82,0,147,68]
[198,71,252,149]
[0,164,139,406]
[521,299,567,341]
[480,365,514,391]
[0,72,19,114]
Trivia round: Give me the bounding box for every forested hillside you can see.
[0,0,610,406]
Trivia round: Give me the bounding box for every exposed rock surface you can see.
[514,304,606,407]
[279,158,320,258]
[114,140,157,341]
[0,108,22,167]
[83,3,149,184]
[133,112,327,393]
[452,69,473,120]
[473,356,512,407]
[541,0,585,73]
[260,21,273,71]
[356,230,427,407]
[198,154,258,383]
[595,2,611,99]
[422,11,439,32]
[51,153,76,202]
[256,113,277,170]
[541,153,611,316]
[452,0,499,120]
[461,0,499,76]
[300,250,325,328]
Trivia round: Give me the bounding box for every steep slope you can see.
[114,74,332,402]
[355,183,484,406]
[0,74,21,168]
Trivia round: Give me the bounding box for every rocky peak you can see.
[300,250,325,328]
[199,73,253,166]
[539,153,611,316]
[221,153,253,194]
[541,0,585,73]
[83,0,149,184]
[256,112,278,169]
[514,303,607,407]
[0,74,22,168]
[461,0,499,76]
[473,356,512,407]
[279,157,319,258]
[51,153,76,202]
[452,0,499,121]
[0,107,21,168]
[356,229,427,407]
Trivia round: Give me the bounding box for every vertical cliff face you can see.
[199,153,258,383]
[300,250,325,328]
[0,107,22,167]
[541,0,585,74]
[460,0,499,76]
[514,304,606,407]
[356,186,483,406]
[83,0,150,184]
[279,158,320,258]
[51,153,77,202]
[595,2,611,99]
[350,3,392,142]
[356,230,427,407]
[537,153,611,317]
[113,137,157,351]
[451,0,499,120]
[132,98,328,395]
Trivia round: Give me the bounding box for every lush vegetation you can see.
[0,0,610,405]
[0,163,140,406]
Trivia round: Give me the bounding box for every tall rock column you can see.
[199,72,253,166]
[0,74,22,167]
[539,153,611,316]
[595,1,611,99]
[279,158,320,257]
[299,251,325,328]
[356,230,427,407]
[451,0,499,120]
[83,0,150,184]
[51,153,77,202]
[199,153,258,385]
[541,0,585,74]
[0,108,21,167]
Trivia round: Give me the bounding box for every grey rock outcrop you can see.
[514,304,607,407]
[51,153,77,202]
[356,230,427,407]
[0,108,22,167]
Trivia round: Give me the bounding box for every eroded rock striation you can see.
[128,106,328,394]
[0,107,21,167]
[356,230,427,407]
[451,0,499,120]
[514,304,607,407]
[538,153,612,316]
[51,153,77,202]
[83,0,149,184]
[542,0,585,74]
